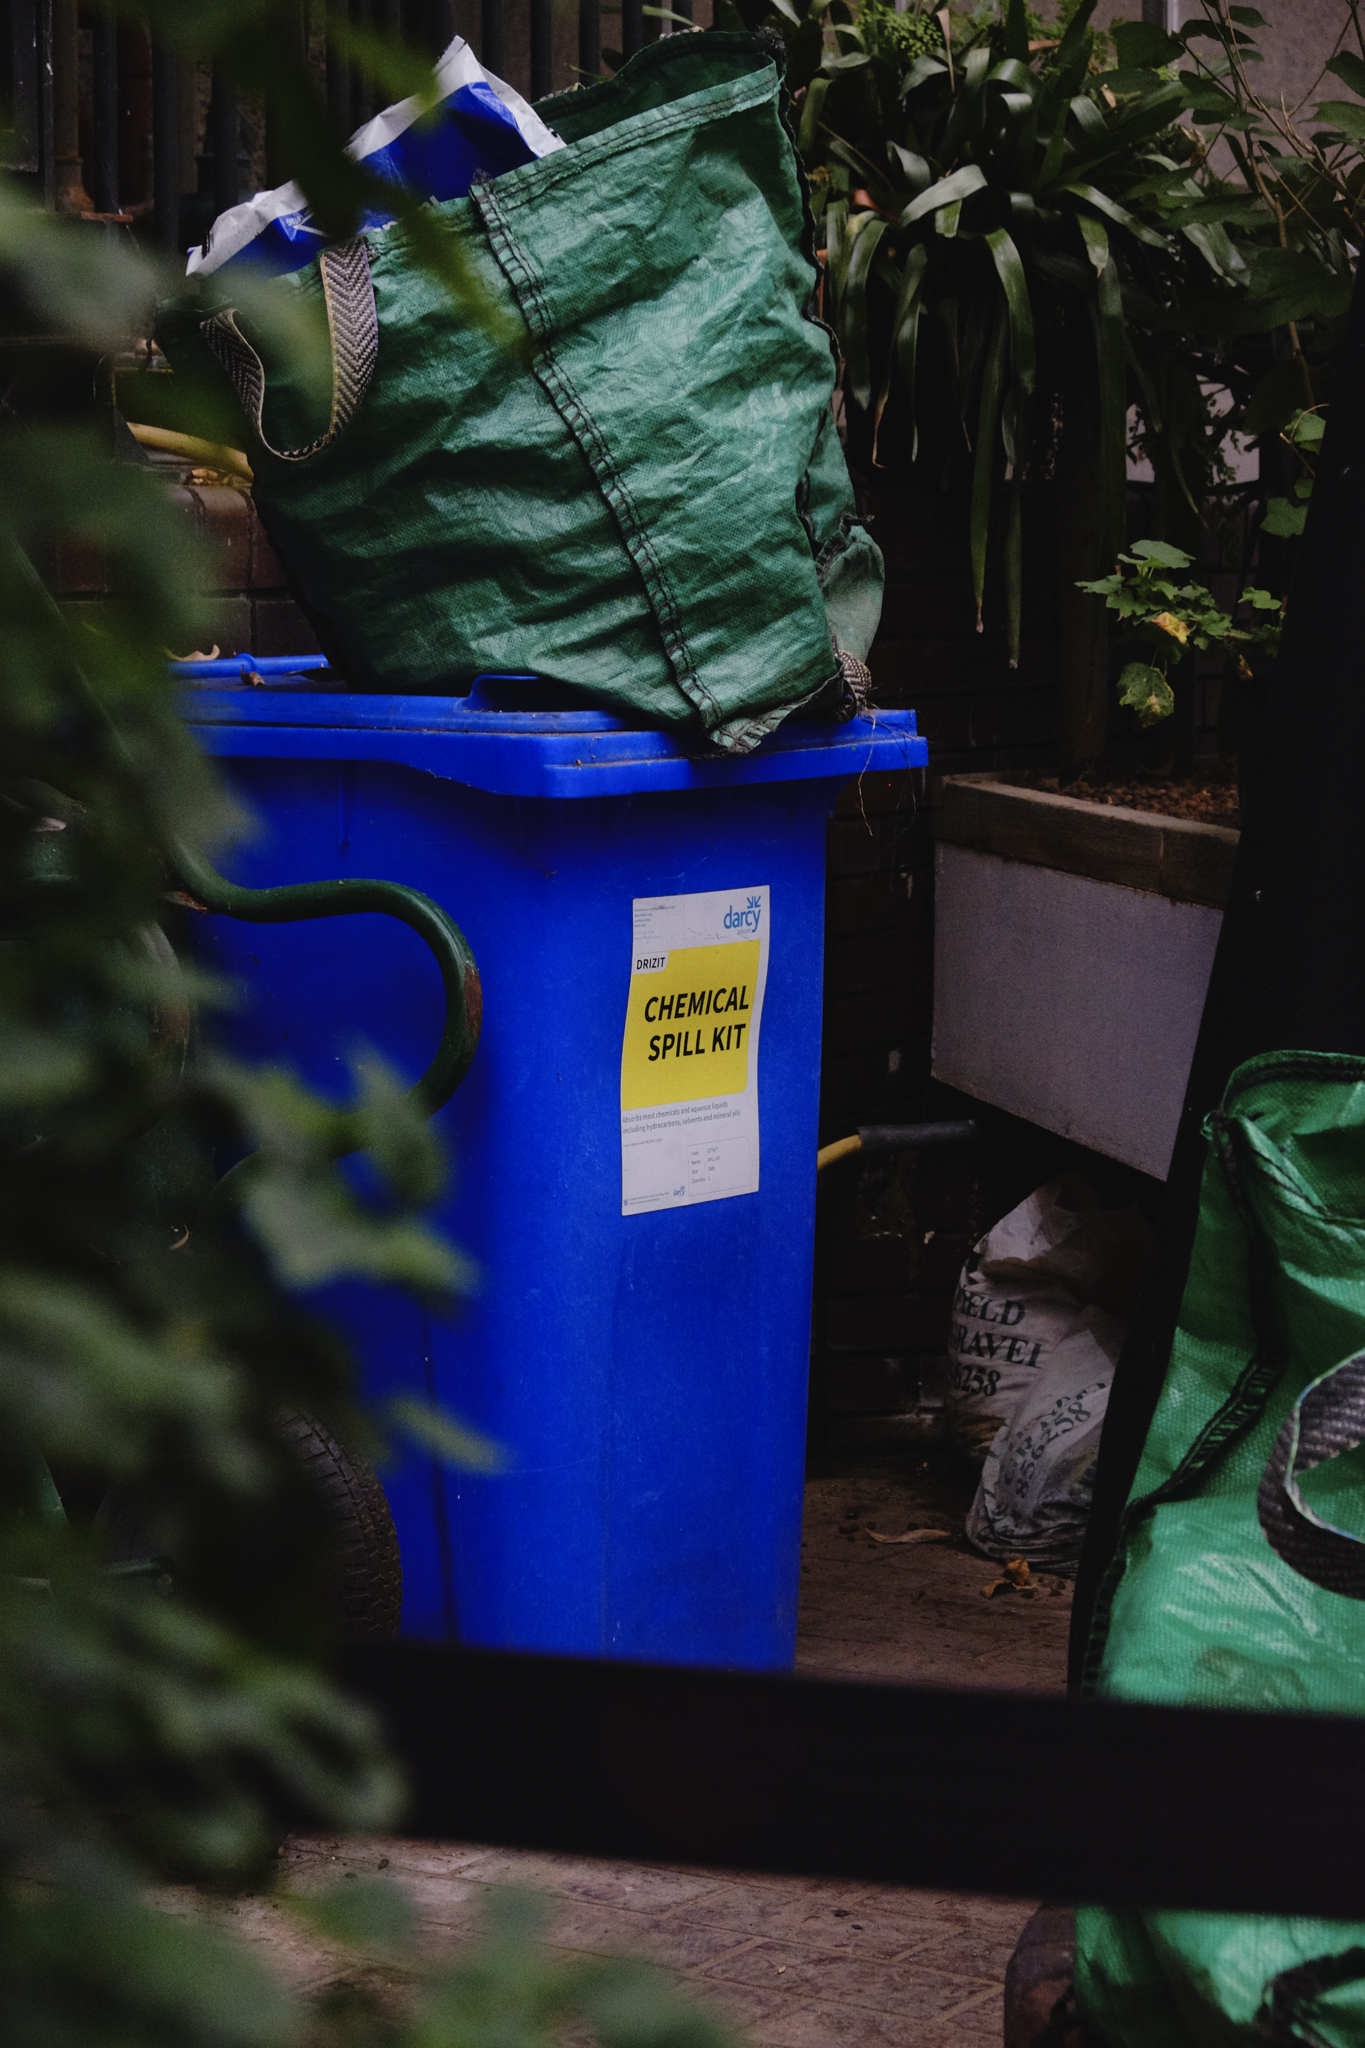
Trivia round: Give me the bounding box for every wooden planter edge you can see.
[931,773,1239,912]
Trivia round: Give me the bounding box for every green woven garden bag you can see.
[160,31,882,754]
[1076,1052,1365,2047]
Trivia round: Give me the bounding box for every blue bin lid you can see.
[179,671,928,800]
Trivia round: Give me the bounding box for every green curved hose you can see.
[172,841,482,1213]
[5,531,482,1215]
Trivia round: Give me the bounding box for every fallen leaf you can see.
[866,1527,950,1546]
[983,1559,1034,1598]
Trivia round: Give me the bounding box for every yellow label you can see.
[620,942,760,1112]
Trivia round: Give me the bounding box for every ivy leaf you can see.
[1261,497,1307,536]
[1287,409,1326,451]
[1129,539,1195,569]
[1118,663,1176,726]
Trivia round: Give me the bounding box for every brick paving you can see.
[192,1429,1070,2045]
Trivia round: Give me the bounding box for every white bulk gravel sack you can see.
[964,1304,1125,1573]
[961,1302,1121,1572]
[945,1173,1150,1460]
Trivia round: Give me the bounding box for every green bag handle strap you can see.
[200,236,378,463]
[1258,1349,1365,1598]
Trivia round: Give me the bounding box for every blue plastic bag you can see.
[186,35,563,280]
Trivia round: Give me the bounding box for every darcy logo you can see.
[723,894,762,933]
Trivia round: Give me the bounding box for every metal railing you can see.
[2,0,700,251]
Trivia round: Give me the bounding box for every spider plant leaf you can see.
[899,54,948,98]
[988,58,1037,97]
[1002,0,1029,64]
[1051,0,1097,71]
[888,143,932,195]
[995,91,1035,129]
[1061,181,1168,249]
[824,197,850,307]
[984,226,1036,398]
[941,45,992,162]
[839,214,891,412]
[873,241,929,464]
[1037,104,1070,190]
[1004,479,1023,667]
[971,304,1009,630]
[1069,94,1109,149]
[1094,253,1128,570]
[1180,219,1247,283]
[936,200,962,238]
[1038,25,1093,115]
[1076,211,1109,276]
[798,74,830,159]
[899,162,987,227]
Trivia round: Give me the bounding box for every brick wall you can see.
[53,471,321,661]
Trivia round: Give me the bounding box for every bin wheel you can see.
[276,1411,403,1642]
[97,1413,402,1642]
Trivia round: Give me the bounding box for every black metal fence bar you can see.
[529,0,552,101]
[579,0,600,89]
[266,1,306,187]
[210,63,239,223]
[327,0,352,138]
[90,7,117,213]
[150,34,178,252]
[342,1641,1365,1922]
[13,0,690,242]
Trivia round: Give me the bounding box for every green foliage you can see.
[1078,538,1281,725]
[0,8,738,2045]
[769,0,1355,668]
[856,2,943,70]
[1116,662,1175,726]
[1261,405,1323,538]
[0,152,438,2009]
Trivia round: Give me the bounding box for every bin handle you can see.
[172,839,482,1208]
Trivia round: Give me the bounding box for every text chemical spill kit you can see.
[620,886,769,1214]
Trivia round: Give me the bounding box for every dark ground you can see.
[166,1419,1069,2046]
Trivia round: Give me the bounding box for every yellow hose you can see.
[126,422,254,485]
[816,1132,863,1172]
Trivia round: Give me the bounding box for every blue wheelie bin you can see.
[182,676,926,1670]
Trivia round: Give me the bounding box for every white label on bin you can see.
[620,886,769,1216]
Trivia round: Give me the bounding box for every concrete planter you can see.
[931,775,1239,1180]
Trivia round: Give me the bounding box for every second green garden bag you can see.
[1075,1052,1365,2047]
[162,32,882,753]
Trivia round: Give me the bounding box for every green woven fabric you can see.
[163,33,881,752]
[1076,1052,1365,2048]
